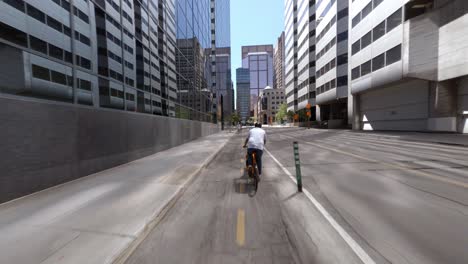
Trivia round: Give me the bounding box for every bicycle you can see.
[244,148,259,194]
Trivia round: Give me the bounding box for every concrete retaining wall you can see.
[0,96,220,203]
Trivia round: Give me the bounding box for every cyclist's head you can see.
[254,123,262,128]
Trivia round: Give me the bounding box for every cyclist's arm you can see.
[243,131,250,148]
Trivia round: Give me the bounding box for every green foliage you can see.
[287,110,295,122]
[230,113,241,124]
[275,103,288,123]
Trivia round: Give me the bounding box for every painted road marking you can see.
[279,133,468,189]
[265,149,376,264]
[236,209,245,246]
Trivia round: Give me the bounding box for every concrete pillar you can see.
[352,94,361,130]
[457,76,468,133]
[316,105,321,122]
[428,80,457,132]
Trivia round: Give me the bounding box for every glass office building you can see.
[0,0,229,123]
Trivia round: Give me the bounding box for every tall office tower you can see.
[284,0,317,117]
[241,45,274,117]
[211,0,232,121]
[0,0,222,123]
[236,68,251,124]
[215,47,233,119]
[350,0,468,133]
[274,32,286,91]
[315,0,349,126]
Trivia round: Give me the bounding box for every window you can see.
[78,10,89,23]
[372,53,385,71]
[4,0,25,12]
[63,26,71,37]
[372,21,385,41]
[51,70,67,85]
[79,79,92,91]
[352,66,360,80]
[337,31,348,42]
[387,8,402,33]
[64,51,73,63]
[29,36,47,54]
[46,16,62,32]
[27,4,45,23]
[80,57,91,70]
[352,40,360,55]
[0,21,27,47]
[61,0,71,11]
[361,60,372,76]
[362,2,372,20]
[337,53,348,66]
[386,45,401,65]
[337,7,348,20]
[337,76,348,87]
[352,13,360,28]
[48,44,63,60]
[32,64,50,81]
[361,31,372,49]
[373,0,384,8]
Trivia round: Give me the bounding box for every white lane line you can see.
[265,148,376,264]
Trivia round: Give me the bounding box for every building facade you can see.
[349,0,468,133]
[0,0,229,124]
[236,68,250,124]
[315,0,349,126]
[257,86,285,124]
[241,45,274,117]
[274,31,286,90]
[284,0,317,121]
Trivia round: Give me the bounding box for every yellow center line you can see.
[236,209,245,246]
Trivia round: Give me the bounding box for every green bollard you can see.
[293,142,303,192]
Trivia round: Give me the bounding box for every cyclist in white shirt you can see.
[243,123,267,179]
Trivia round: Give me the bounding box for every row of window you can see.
[28,34,91,70]
[4,0,91,47]
[32,64,92,91]
[105,0,133,24]
[352,0,384,28]
[351,8,402,55]
[316,15,336,43]
[351,44,402,80]
[316,53,347,78]
[316,75,347,95]
[50,0,90,24]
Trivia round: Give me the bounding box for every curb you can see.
[112,132,234,264]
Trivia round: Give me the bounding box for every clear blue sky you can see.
[231,0,284,96]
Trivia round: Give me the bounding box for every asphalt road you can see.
[125,128,468,264]
[125,130,362,264]
[265,128,468,264]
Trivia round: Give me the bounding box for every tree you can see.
[230,113,241,125]
[287,110,295,122]
[275,103,288,124]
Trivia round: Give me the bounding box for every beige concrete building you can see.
[257,86,286,124]
[274,32,286,90]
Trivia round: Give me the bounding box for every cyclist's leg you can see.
[256,149,263,176]
[246,148,253,167]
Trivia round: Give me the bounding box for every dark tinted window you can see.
[48,44,63,60]
[0,21,27,47]
[27,4,45,22]
[63,26,71,37]
[32,64,50,80]
[372,53,385,71]
[4,0,25,12]
[337,7,348,20]
[372,21,385,41]
[361,31,372,49]
[29,36,47,54]
[46,16,62,32]
[61,0,71,11]
[352,66,360,80]
[337,31,348,42]
[64,51,73,63]
[386,45,401,65]
[361,60,372,76]
[373,0,384,8]
[78,10,89,23]
[352,40,360,55]
[352,13,360,28]
[51,70,67,85]
[387,8,402,32]
[362,2,372,20]
[80,57,91,69]
[337,76,348,87]
[80,79,92,90]
[337,53,348,66]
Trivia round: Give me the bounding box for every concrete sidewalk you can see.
[0,132,233,264]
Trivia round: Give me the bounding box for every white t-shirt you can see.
[247,128,267,150]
